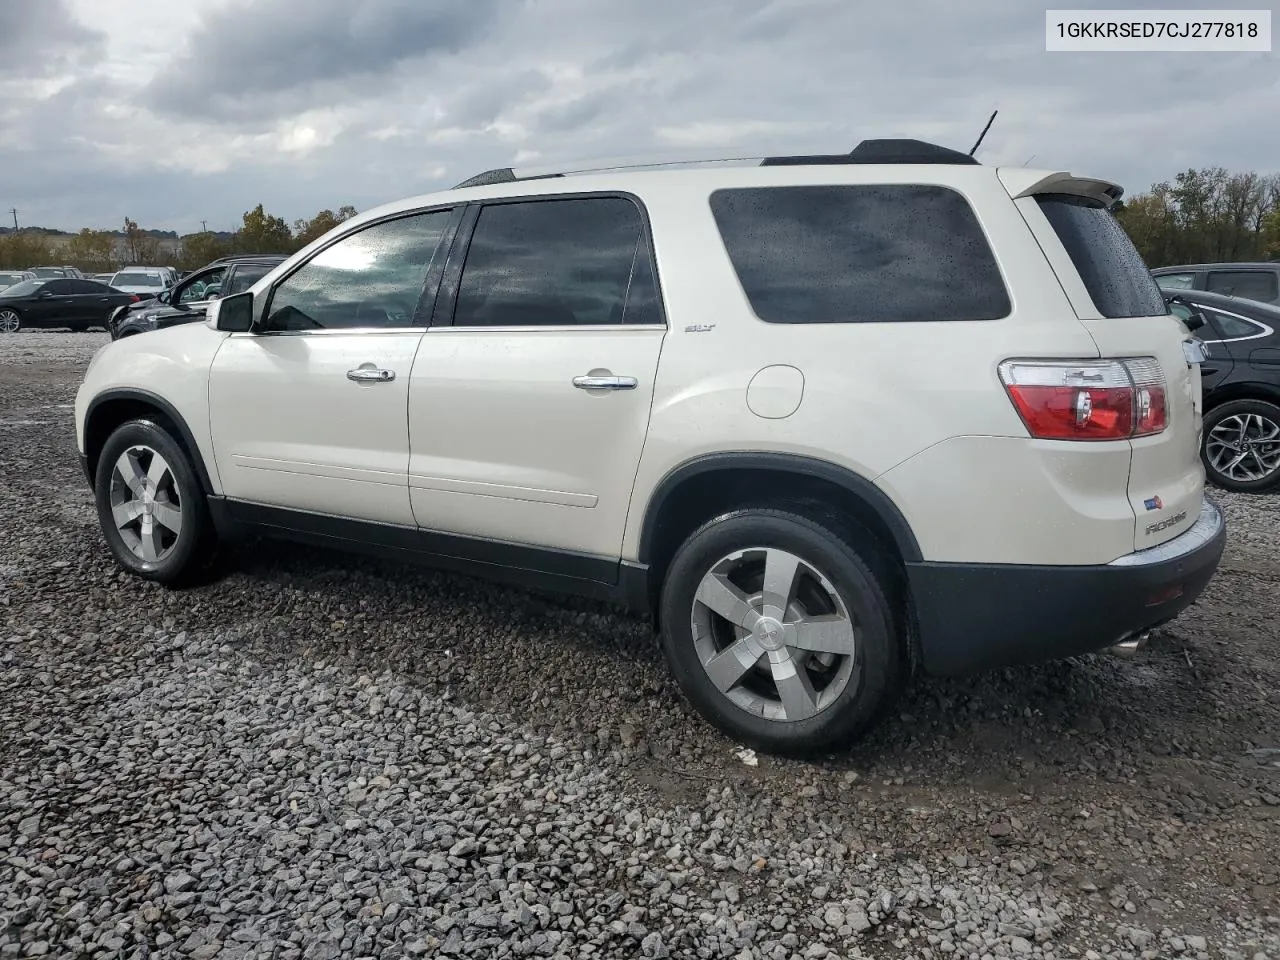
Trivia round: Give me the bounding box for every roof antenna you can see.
[968,109,998,157]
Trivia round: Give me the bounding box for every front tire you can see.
[1202,399,1280,493]
[659,509,902,757]
[93,419,217,584]
[0,309,20,333]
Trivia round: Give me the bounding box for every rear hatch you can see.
[1002,170,1205,552]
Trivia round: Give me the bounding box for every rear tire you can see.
[1202,398,1280,493]
[659,509,902,757]
[94,419,218,585]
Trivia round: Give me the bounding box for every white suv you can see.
[74,139,1226,755]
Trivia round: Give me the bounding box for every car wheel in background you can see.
[0,309,20,333]
[1202,398,1280,493]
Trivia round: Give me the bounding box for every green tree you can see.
[0,232,53,270]
[236,204,293,254]
[65,229,116,271]
[293,205,357,247]
[123,217,161,265]
[178,232,230,270]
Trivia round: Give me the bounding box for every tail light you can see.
[129,295,140,303]
[998,358,1167,441]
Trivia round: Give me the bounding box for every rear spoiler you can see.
[997,169,1124,209]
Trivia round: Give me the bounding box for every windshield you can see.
[0,279,50,297]
[29,267,67,278]
[0,273,27,287]
[112,273,165,288]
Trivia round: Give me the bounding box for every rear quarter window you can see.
[709,184,1011,324]
[1035,194,1166,318]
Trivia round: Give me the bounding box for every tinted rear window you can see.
[1205,270,1278,303]
[1035,194,1166,318]
[709,184,1011,324]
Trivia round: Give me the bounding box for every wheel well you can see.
[84,396,208,493]
[1204,383,1280,412]
[639,465,917,629]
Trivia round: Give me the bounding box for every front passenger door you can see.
[208,208,460,527]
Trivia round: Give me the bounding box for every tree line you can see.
[5,169,1279,276]
[1114,168,1280,267]
[0,204,358,273]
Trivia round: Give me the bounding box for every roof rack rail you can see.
[762,139,979,166]
[451,138,978,188]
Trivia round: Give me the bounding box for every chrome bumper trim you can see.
[1108,497,1224,568]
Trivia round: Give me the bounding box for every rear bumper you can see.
[907,497,1226,676]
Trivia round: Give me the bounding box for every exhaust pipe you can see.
[1103,631,1151,659]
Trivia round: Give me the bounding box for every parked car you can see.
[74,138,1225,754]
[28,265,86,279]
[108,268,171,300]
[1166,288,1280,492]
[1153,262,1280,306]
[92,273,117,284]
[0,277,138,332]
[108,255,287,340]
[0,270,35,291]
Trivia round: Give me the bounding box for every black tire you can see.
[1201,398,1280,493]
[659,509,902,757]
[93,419,217,584]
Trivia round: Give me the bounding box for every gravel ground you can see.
[2,330,1278,960]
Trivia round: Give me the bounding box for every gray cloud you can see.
[0,0,100,76]
[1,0,1276,234]
[146,0,500,119]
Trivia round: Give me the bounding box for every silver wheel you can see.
[691,547,858,722]
[1206,412,1280,484]
[0,309,19,333]
[108,445,184,563]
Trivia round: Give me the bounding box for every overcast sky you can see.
[1,0,1275,234]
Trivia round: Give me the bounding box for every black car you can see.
[0,278,138,333]
[1167,289,1280,492]
[1153,261,1280,306]
[109,254,286,340]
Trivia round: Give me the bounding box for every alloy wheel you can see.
[108,445,184,563]
[0,310,20,333]
[1206,412,1280,484]
[690,547,859,722]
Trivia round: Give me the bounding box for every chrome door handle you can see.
[347,366,395,383]
[573,375,637,390]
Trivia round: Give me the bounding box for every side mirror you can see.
[215,291,254,332]
[1182,309,1207,332]
[37,288,53,298]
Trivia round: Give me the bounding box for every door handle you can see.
[347,366,396,383]
[573,375,637,391]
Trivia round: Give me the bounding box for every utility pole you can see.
[201,220,208,233]
[9,209,16,231]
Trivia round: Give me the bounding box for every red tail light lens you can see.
[129,295,140,302]
[998,359,1167,441]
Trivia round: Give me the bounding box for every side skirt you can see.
[207,497,654,616]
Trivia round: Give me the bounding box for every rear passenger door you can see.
[407,194,666,560]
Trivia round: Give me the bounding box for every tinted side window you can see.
[178,268,225,304]
[1154,272,1196,290]
[452,197,655,327]
[1207,309,1266,340]
[44,280,74,295]
[1205,270,1278,303]
[709,185,1010,324]
[68,279,106,294]
[1035,194,1166,318]
[226,263,274,296]
[264,211,452,331]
